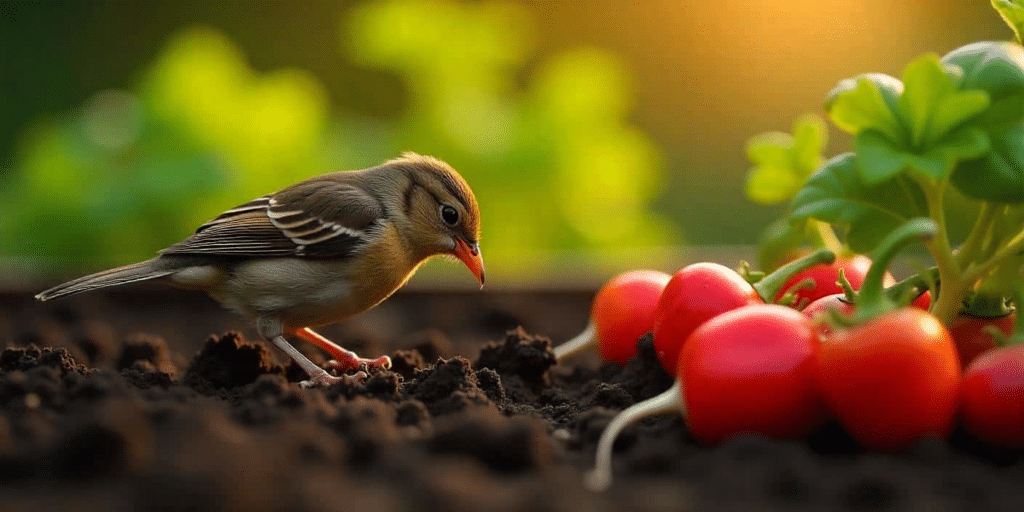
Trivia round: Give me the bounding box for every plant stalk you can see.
[956,202,998,269]
[917,176,963,325]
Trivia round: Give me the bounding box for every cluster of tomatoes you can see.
[560,242,1023,487]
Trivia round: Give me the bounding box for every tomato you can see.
[775,255,893,308]
[801,293,855,337]
[911,290,932,310]
[818,308,961,451]
[652,263,761,374]
[960,345,1024,449]
[679,304,829,444]
[553,270,671,364]
[803,290,930,335]
[802,293,854,320]
[592,270,672,364]
[949,311,1015,368]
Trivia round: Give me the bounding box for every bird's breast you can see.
[212,224,420,331]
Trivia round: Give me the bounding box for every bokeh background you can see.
[0,0,1012,289]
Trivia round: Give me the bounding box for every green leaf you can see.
[845,57,991,185]
[992,0,1024,45]
[825,73,904,141]
[855,131,911,183]
[952,122,1024,202]
[898,54,990,148]
[855,126,988,185]
[942,41,1024,126]
[744,114,827,204]
[791,153,929,253]
[793,113,829,172]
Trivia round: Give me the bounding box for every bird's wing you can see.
[160,178,384,259]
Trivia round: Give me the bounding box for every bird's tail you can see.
[35,259,175,301]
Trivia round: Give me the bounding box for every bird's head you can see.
[388,153,484,287]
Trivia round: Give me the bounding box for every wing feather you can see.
[160,179,384,259]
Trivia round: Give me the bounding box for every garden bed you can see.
[1,288,1023,511]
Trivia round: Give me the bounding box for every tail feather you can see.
[35,259,175,301]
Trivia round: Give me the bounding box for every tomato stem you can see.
[584,381,683,492]
[553,322,597,361]
[854,218,937,322]
[752,248,836,302]
[837,268,858,301]
[885,267,938,305]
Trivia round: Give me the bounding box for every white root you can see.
[553,322,597,360]
[584,380,684,491]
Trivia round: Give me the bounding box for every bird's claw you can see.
[325,354,392,373]
[298,370,368,389]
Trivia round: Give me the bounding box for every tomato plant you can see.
[585,304,827,491]
[817,220,961,452]
[736,2,1024,333]
[552,270,671,365]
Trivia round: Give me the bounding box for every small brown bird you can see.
[36,153,484,387]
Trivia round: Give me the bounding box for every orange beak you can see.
[453,238,485,287]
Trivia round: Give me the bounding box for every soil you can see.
[2,287,1024,512]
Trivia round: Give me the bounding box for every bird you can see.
[35,153,484,388]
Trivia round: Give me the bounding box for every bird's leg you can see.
[257,318,366,388]
[295,327,392,373]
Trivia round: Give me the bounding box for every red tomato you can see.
[679,304,829,445]
[911,290,931,310]
[818,308,961,451]
[801,293,855,337]
[775,255,893,308]
[960,345,1024,449]
[949,312,1015,368]
[652,263,761,375]
[802,293,854,319]
[592,270,672,365]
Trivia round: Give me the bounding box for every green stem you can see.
[752,248,836,302]
[963,226,1024,287]
[917,176,963,326]
[854,218,938,321]
[814,220,844,255]
[884,267,939,305]
[956,202,997,269]
[979,204,1012,264]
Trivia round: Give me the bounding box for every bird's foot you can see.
[295,328,392,373]
[325,354,392,373]
[298,369,368,389]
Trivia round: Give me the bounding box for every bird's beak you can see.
[453,238,485,287]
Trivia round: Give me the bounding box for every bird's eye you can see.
[440,205,459,226]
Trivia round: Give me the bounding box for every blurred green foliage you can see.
[0,0,674,277]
